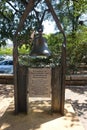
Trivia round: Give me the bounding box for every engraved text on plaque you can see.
[28,68,51,97]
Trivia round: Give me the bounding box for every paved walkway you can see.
[0,84,87,130]
[65,85,87,130]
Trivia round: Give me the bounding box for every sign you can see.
[28,68,51,97]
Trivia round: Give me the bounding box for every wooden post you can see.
[13,0,35,114]
[17,65,29,113]
[51,66,61,112]
[13,37,19,114]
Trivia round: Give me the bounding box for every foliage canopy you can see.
[0,0,87,70]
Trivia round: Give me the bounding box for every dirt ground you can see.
[0,84,87,130]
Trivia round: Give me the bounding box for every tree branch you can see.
[34,0,41,7]
[40,9,49,24]
[33,9,40,23]
[34,8,49,25]
[45,0,66,38]
[7,1,22,15]
[15,0,35,37]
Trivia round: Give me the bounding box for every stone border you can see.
[0,74,87,85]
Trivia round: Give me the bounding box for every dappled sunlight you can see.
[29,98,51,113]
[0,84,14,98]
[0,84,86,130]
[66,86,87,117]
[0,84,14,118]
[1,123,10,130]
[66,85,87,129]
[0,99,84,130]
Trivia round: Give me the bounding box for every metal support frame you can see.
[13,0,66,114]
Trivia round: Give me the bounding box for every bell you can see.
[29,33,51,57]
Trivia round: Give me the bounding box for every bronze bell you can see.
[29,32,51,57]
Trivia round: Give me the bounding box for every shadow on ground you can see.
[0,84,86,130]
[0,99,82,130]
[66,85,87,130]
[66,85,87,117]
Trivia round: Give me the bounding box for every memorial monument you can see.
[13,0,66,115]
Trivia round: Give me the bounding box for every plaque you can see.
[28,68,51,97]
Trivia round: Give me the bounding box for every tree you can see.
[0,0,24,46]
[51,0,87,32]
[0,1,50,44]
[0,0,87,48]
[1,0,87,81]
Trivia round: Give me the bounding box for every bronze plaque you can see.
[28,68,51,97]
